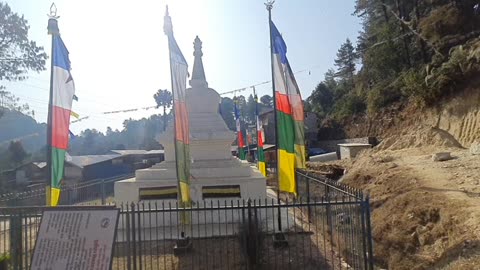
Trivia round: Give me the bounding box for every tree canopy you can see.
[153,89,173,131]
[0,2,47,82]
[8,140,28,165]
[0,3,46,119]
[306,0,480,122]
[219,94,273,131]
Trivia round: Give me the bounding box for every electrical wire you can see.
[218,64,322,96]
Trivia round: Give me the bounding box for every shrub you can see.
[366,81,402,114]
[332,94,366,120]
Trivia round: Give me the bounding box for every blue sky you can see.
[4,0,361,133]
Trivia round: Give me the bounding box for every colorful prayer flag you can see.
[49,35,76,206]
[270,21,306,194]
[70,111,79,119]
[234,97,246,160]
[165,9,191,204]
[255,94,266,176]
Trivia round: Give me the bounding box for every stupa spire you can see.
[189,36,208,88]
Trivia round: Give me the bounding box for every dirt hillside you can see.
[336,81,480,150]
[312,87,480,269]
[333,147,480,269]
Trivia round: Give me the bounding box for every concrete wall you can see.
[312,137,377,153]
[309,152,338,162]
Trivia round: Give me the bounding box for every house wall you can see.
[65,166,83,181]
[339,145,372,159]
[82,159,132,181]
[15,170,28,184]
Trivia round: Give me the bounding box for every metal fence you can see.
[0,173,134,207]
[295,170,374,269]
[0,170,374,269]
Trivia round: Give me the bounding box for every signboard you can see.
[31,208,119,270]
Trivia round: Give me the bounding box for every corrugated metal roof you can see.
[68,155,120,168]
[146,150,164,154]
[33,162,47,169]
[110,150,147,155]
[110,149,164,155]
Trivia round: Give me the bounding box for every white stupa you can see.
[114,36,266,205]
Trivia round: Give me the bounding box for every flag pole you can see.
[265,0,283,233]
[245,127,250,159]
[165,7,183,219]
[46,3,59,206]
[253,86,258,165]
[164,6,181,215]
[164,6,190,245]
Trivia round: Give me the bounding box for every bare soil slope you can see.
[311,87,480,269]
[331,146,480,269]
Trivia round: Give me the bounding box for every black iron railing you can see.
[0,173,134,207]
[0,170,374,269]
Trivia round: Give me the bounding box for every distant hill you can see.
[0,109,46,153]
[0,109,167,157]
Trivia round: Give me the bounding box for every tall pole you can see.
[252,87,260,165]
[266,0,282,232]
[253,86,258,163]
[46,3,59,206]
[165,13,181,204]
[164,6,187,238]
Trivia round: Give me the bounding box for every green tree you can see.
[236,96,247,122]
[153,89,173,131]
[0,91,33,118]
[219,97,235,130]
[245,94,256,124]
[8,140,28,165]
[80,129,104,154]
[324,69,337,90]
[106,126,114,136]
[306,82,334,117]
[0,3,47,81]
[334,38,357,84]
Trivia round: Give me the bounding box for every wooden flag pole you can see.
[46,3,59,206]
[265,0,283,233]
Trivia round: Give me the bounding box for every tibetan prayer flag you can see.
[165,10,191,204]
[255,94,266,176]
[70,111,79,119]
[49,35,76,206]
[270,21,306,194]
[234,97,246,160]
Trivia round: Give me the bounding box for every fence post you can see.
[130,203,137,270]
[305,173,312,223]
[10,211,22,270]
[125,205,132,270]
[325,184,333,237]
[137,203,142,270]
[247,200,253,269]
[360,197,369,270]
[101,179,106,205]
[365,196,374,270]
